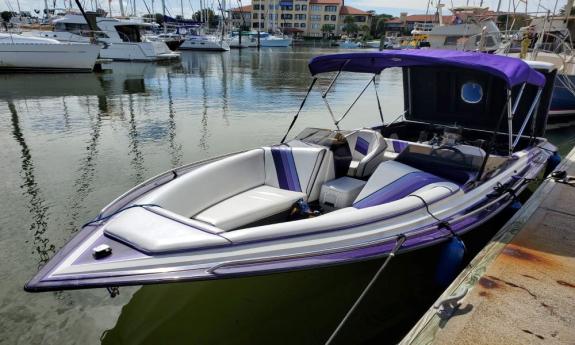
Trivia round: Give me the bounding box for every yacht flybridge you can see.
[30,15,180,61]
[25,50,559,292]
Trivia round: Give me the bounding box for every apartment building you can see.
[229,5,252,29]
[245,0,372,37]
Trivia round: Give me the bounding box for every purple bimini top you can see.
[308,49,546,88]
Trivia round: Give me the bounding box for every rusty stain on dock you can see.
[400,146,575,345]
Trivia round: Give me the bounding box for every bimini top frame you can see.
[282,50,549,156]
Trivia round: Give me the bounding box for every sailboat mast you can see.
[181,0,184,18]
[119,0,125,16]
[221,0,225,37]
[200,0,204,24]
[565,0,574,23]
[161,0,167,33]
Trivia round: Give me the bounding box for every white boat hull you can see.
[28,31,180,61]
[0,42,100,72]
[229,37,250,48]
[180,38,230,51]
[259,38,292,47]
[99,41,180,61]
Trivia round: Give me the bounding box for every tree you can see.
[360,24,371,40]
[192,8,220,27]
[342,16,359,36]
[321,23,335,38]
[1,11,13,23]
[369,13,393,37]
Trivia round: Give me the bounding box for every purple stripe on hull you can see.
[353,172,445,209]
[355,136,370,155]
[392,140,409,153]
[271,146,301,192]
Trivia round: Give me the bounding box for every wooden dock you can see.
[400,146,575,345]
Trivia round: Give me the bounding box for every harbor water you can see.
[0,47,573,345]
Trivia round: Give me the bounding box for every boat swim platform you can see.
[400,145,575,345]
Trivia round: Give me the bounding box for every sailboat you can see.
[25,50,559,292]
[179,0,230,51]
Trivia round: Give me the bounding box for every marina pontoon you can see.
[26,49,559,292]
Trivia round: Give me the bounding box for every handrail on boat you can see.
[206,174,534,275]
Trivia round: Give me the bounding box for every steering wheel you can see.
[430,146,467,164]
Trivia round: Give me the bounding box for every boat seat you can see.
[104,206,229,253]
[395,144,484,185]
[195,186,305,231]
[193,145,334,230]
[353,160,459,209]
[345,129,387,177]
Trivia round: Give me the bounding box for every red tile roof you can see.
[309,0,342,4]
[230,4,252,12]
[386,18,403,24]
[405,14,454,22]
[340,5,370,15]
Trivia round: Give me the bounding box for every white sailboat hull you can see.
[259,37,292,47]
[180,37,230,51]
[0,40,99,72]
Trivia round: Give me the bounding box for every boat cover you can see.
[308,49,546,87]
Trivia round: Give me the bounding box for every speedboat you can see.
[0,33,99,72]
[25,50,559,292]
[27,14,180,61]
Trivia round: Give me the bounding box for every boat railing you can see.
[497,29,575,74]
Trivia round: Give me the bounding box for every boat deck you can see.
[400,145,575,345]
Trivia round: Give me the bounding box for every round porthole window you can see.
[461,82,483,104]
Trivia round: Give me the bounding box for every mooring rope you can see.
[325,234,407,345]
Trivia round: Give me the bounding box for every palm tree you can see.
[342,16,359,37]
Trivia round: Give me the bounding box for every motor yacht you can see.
[28,14,180,61]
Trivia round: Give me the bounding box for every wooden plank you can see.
[400,145,575,345]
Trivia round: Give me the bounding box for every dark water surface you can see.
[0,47,572,345]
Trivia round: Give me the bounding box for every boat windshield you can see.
[115,25,144,42]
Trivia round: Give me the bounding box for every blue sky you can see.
[0,0,565,18]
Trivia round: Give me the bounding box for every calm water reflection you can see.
[0,48,571,345]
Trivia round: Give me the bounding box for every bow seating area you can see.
[135,144,335,230]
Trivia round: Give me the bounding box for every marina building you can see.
[234,0,372,37]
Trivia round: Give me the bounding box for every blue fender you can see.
[435,237,466,287]
[545,151,562,176]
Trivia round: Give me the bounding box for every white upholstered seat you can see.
[353,160,459,209]
[345,129,387,177]
[104,207,229,253]
[195,186,305,231]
